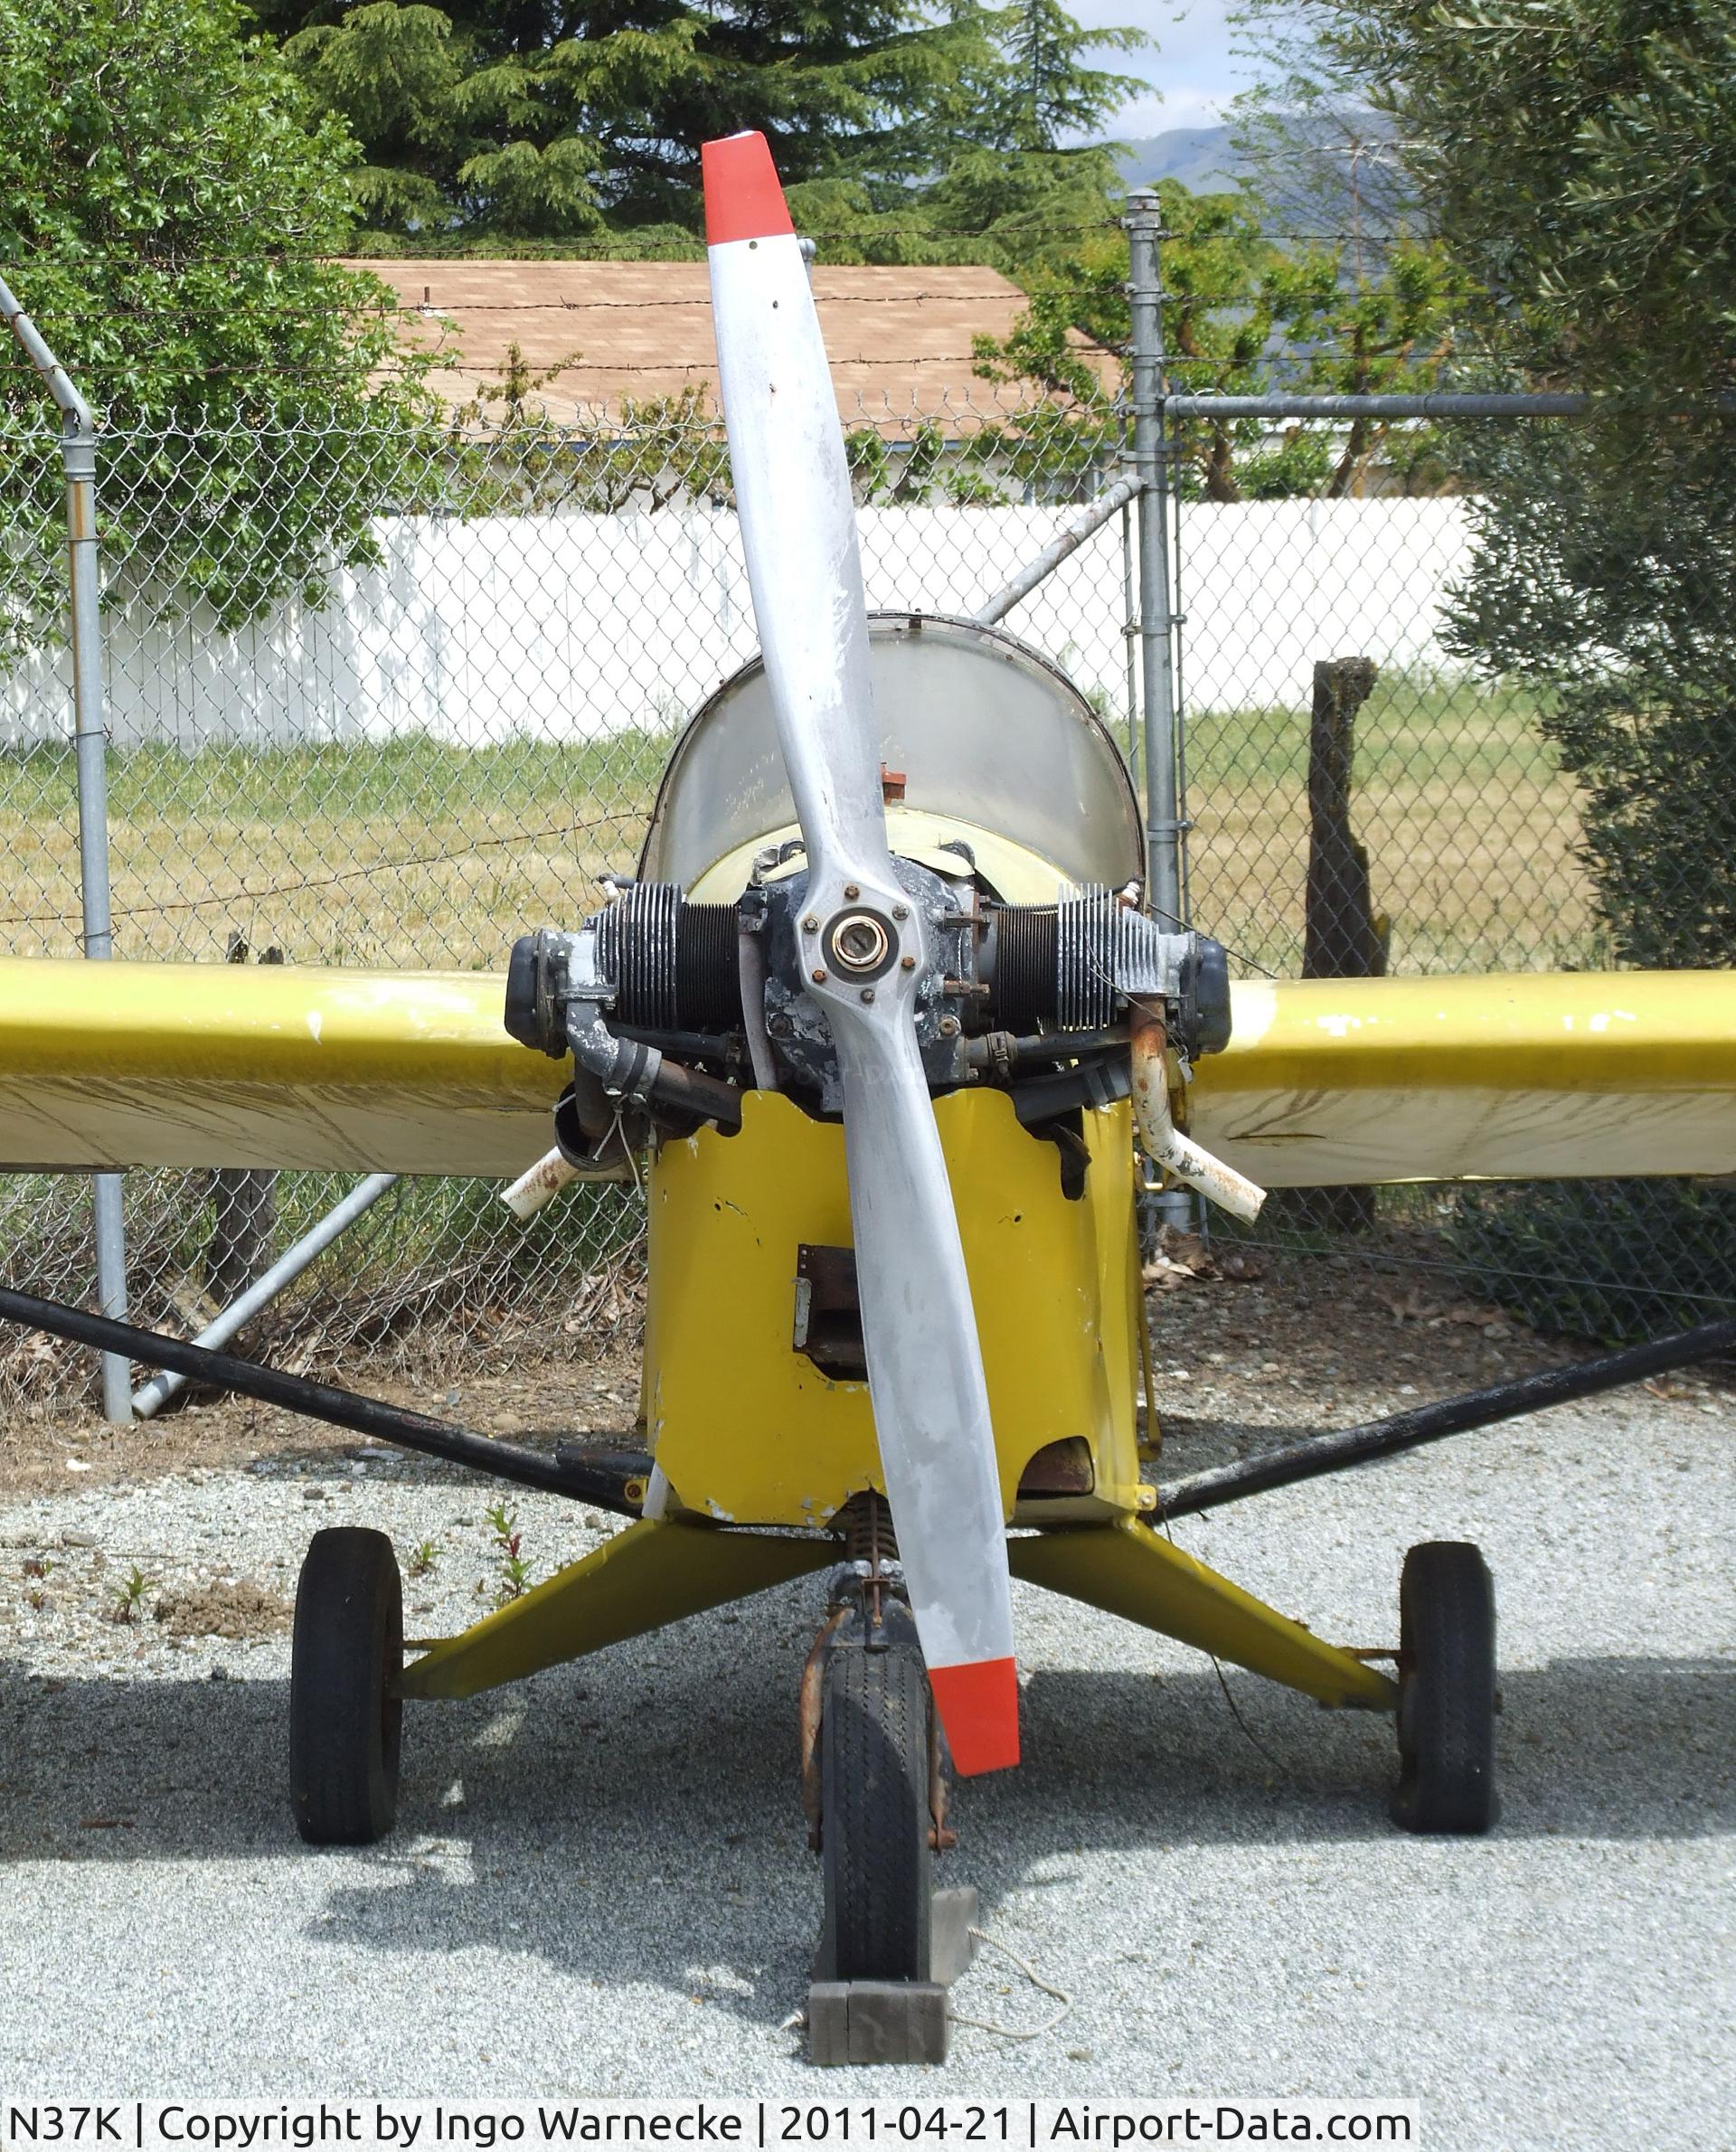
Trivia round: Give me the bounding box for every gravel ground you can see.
[0,1271,1730,2143]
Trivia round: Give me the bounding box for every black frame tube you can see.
[0,1288,594,1500]
[1155,1317,1736,1521]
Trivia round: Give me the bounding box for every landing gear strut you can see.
[804,1499,977,2064]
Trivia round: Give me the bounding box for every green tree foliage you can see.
[0,0,436,637]
[251,0,1147,244]
[1448,1178,1736,1343]
[973,0,1146,152]
[975,180,1467,498]
[1312,0,1736,392]
[1294,1,1736,1334]
[1443,424,1736,970]
[1307,0,1736,961]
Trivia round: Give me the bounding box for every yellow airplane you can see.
[3,134,1733,2066]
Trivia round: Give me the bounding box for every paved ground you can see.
[0,1338,1730,2144]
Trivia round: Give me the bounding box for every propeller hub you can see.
[826,909,895,977]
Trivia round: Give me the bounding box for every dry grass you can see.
[1,672,1595,977]
[1183,671,1600,976]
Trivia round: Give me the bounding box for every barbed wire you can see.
[0,354,1109,379]
[2,348,1487,388]
[2,288,1123,327]
[3,221,1127,265]
[0,811,630,930]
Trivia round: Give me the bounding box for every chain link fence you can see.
[0,385,1135,1412]
[1170,409,1736,1341]
[1177,490,1597,979]
[2,380,1731,1415]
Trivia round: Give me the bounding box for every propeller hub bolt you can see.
[900,955,916,971]
[828,911,892,975]
[811,967,828,984]
[802,915,819,934]
[892,904,909,920]
[860,987,875,1004]
[844,883,860,900]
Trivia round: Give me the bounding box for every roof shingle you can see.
[344,259,1112,427]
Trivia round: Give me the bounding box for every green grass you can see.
[1184,670,1562,794]
[3,727,675,827]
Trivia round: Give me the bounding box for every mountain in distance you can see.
[1105,111,1410,233]
[1109,126,1246,194]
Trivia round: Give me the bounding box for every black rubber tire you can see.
[289,1527,403,1845]
[1391,1540,1499,1834]
[820,1644,933,1982]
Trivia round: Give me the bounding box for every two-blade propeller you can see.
[703,131,1018,1774]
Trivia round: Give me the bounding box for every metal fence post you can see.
[1124,195,1194,1236]
[1123,192,1185,935]
[0,273,132,1422]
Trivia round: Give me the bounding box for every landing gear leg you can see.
[803,1503,978,2064]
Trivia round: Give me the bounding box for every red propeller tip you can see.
[702,132,796,247]
[929,1656,1021,1776]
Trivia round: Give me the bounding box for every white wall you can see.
[0,496,1474,752]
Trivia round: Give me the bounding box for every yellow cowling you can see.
[641,1087,1148,1532]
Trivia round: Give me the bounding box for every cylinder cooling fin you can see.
[505,875,1231,1072]
[989,906,1059,1033]
[596,885,743,1032]
[1056,887,1127,1032]
[986,886,1204,1036]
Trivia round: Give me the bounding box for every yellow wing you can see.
[1190,972,1736,1185]
[1,958,1732,1185]
[0,958,559,1176]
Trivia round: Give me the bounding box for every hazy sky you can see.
[1068,0,1256,136]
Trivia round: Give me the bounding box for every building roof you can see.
[344,259,1113,429]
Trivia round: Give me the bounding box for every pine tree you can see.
[252,1,1013,240]
[248,0,1151,247]
[992,0,1146,152]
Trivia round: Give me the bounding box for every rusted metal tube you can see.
[501,1147,583,1219]
[1129,1011,1266,1222]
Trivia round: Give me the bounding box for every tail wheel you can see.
[1391,1540,1499,1835]
[290,1527,403,1845]
[820,1642,934,1982]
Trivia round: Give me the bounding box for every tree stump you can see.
[1275,657,1388,1237]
